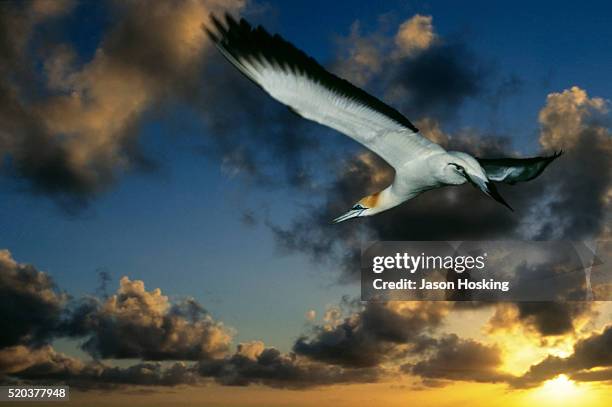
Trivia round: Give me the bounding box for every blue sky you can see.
[2,0,612,352]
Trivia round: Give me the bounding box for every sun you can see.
[527,374,587,406]
[541,375,578,395]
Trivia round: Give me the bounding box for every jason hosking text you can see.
[369,252,510,293]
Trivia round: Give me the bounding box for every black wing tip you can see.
[486,181,514,212]
[204,14,225,43]
[205,12,252,40]
[544,150,564,161]
[204,26,218,43]
[225,12,242,30]
[539,149,563,168]
[203,14,217,41]
[498,197,515,212]
[205,13,420,133]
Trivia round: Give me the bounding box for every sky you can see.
[0,0,611,406]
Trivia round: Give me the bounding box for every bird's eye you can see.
[352,204,366,210]
[451,164,465,172]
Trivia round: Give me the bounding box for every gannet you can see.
[206,14,562,223]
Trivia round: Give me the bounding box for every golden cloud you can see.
[394,15,436,57]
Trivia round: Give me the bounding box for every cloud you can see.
[197,342,380,389]
[539,86,609,150]
[533,86,612,239]
[0,346,186,390]
[2,250,611,391]
[0,342,380,391]
[387,42,483,119]
[66,277,233,361]
[0,0,244,208]
[511,324,612,388]
[0,250,66,347]
[0,252,382,390]
[332,21,385,87]
[0,0,75,77]
[1,341,381,390]
[0,345,85,380]
[0,345,68,376]
[1,0,332,211]
[0,344,200,388]
[406,334,511,385]
[333,14,486,119]
[0,251,233,362]
[95,361,199,387]
[293,301,449,368]
[394,15,436,57]
[488,302,596,337]
[332,13,438,87]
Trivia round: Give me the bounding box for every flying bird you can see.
[206,14,562,223]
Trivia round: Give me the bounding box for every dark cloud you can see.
[0,0,328,211]
[0,344,199,389]
[2,249,611,390]
[333,15,494,120]
[194,53,322,189]
[489,302,595,337]
[569,367,612,383]
[0,251,381,390]
[386,42,484,119]
[0,0,245,209]
[1,341,379,390]
[572,325,612,365]
[0,1,132,206]
[511,324,612,388]
[293,301,448,368]
[0,252,233,362]
[0,250,65,348]
[0,345,85,381]
[535,130,611,239]
[198,342,379,389]
[406,334,511,385]
[94,362,199,388]
[65,277,232,361]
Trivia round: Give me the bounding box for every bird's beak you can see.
[332,208,365,223]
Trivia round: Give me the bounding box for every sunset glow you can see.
[0,1,610,406]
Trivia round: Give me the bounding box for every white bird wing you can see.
[206,14,444,169]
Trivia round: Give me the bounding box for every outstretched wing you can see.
[205,14,443,169]
[477,151,563,184]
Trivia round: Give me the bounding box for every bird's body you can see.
[207,14,561,222]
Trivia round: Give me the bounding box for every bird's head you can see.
[443,152,484,184]
[332,192,381,223]
[446,152,513,211]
